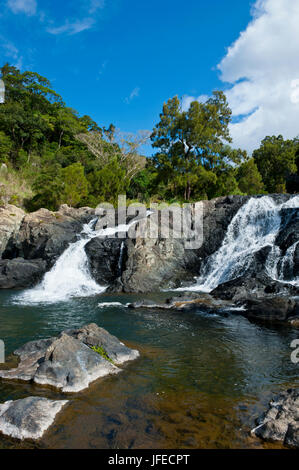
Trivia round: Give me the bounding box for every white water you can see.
[15,211,153,304]
[15,219,106,304]
[180,195,299,293]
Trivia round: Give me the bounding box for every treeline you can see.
[0,64,298,211]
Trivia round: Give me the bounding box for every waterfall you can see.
[16,219,106,304]
[182,195,299,293]
[15,210,153,304]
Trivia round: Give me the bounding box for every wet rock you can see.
[0,323,139,393]
[85,238,124,285]
[127,294,225,314]
[0,257,47,289]
[243,296,297,322]
[212,273,299,302]
[252,389,299,448]
[0,397,68,440]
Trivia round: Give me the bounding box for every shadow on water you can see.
[0,289,298,449]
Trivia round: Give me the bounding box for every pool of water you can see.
[0,289,298,449]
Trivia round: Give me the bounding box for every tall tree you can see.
[151,92,232,200]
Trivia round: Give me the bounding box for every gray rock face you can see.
[0,205,25,257]
[0,397,68,440]
[64,323,139,365]
[0,323,139,393]
[252,389,299,448]
[0,257,47,288]
[34,334,119,393]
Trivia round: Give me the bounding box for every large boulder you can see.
[0,257,47,289]
[251,389,299,448]
[0,205,25,257]
[0,323,139,393]
[85,238,124,285]
[0,397,68,440]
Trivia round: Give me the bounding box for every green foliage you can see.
[151,93,234,200]
[0,62,295,211]
[253,135,297,193]
[90,345,114,364]
[236,158,265,195]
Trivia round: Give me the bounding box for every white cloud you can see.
[182,94,209,111]
[218,0,299,152]
[0,37,23,69]
[124,87,140,104]
[7,0,37,16]
[47,18,95,35]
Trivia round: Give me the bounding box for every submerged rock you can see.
[0,397,68,440]
[251,389,299,448]
[0,323,139,393]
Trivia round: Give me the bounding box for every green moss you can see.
[90,345,114,364]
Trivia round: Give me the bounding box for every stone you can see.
[0,324,139,393]
[0,397,68,440]
[251,389,299,448]
[0,258,47,289]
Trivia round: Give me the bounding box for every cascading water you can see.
[183,195,299,293]
[15,211,153,304]
[16,219,106,304]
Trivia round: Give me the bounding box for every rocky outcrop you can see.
[0,397,68,441]
[85,238,124,285]
[0,258,47,288]
[0,323,139,393]
[251,389,299,448]
[0,205,25,257]
[0,204,95,289]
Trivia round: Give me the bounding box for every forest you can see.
[0,63,298,211]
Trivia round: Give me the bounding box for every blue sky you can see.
[1,0,299,154]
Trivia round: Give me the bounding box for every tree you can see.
[151,92,232,200]
[236,158,265,195]
[253,135,297,193]
[60,163,88,207]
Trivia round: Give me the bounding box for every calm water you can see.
[0,289,298,449]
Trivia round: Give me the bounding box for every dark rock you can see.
[0,397,68,440]
[85,238,124,285]
[0,258,47,289]
[2,206,95,268]
[252,389,299,448]
[243,296,297,322]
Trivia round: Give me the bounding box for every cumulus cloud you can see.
[218,0,299,152]
[7,0,37,16]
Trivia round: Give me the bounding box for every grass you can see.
[90,345,115,364]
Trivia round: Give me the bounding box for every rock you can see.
[252,389,299,448]
[2,206,95,268]
[85,238,124,285]
[0,205,25,257]
[0,323,139,393]
[33,334,119,393]
[63,323,139,365]
[212,273,299,302]
[243,297,297,322]
[0,258,47,289]
[0,397,68,440]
